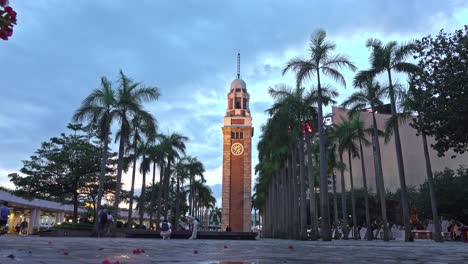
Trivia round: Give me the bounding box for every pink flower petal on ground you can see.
[101,260,111,264]
[288,245,294,251]
[193,250,199,254]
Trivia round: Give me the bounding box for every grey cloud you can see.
[0,0,463,181]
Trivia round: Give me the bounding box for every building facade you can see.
[332,106,468,192]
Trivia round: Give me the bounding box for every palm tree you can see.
[331,122,349,239]
[348,115,372,240]
[184,156,205,216]
[149,140,168,227]
[159,133,188,219]
[340,117,361,240]
[138,141,152,227]
[386,83,443,242]
[173,158,190,229]
[126,115,157,226]
[112,70,160,225]
[73,76,117,231]
[256,111,289,238]
[355,39,419,241]
[283,29,357,240]
[342,78,390,241]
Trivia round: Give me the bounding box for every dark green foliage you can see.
[410,26,468,156]
[8,124,118,222]
[54,222,94,230]
[415,167,468,224]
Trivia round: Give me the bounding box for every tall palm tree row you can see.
[355,39,419,241]
[283,29,357,241]
[75,70,215,231]
[341,78,391,241]
[256,30,433,243]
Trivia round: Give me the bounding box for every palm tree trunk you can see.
[299,137,307,240]
[279,169,284,238]
[288,156,294,239]
[291,143,299,239]
[156,163,164,226]
[94,132,109,232]
[359,139,372,240]
[421,132,442,242]
[149,162,157,229]
[175,176,181,231]
[305,131,318,240]
[113,129,127,227]
[387,70,412,242]
[348,151,358,240]
[139,170,146,227]
[332,168,339,239]
[127,143,138,227]
[272,175,277,238]
[164,159,172,219]
[339,152,349,239]
[316,71,332,241]
[284,164,291,239]
[372,110,390,241]
[189,175,193,216]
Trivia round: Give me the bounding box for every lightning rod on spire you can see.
[237,51,240,79]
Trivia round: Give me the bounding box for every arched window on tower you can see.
[235,98,241,109]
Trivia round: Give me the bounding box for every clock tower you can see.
[221,53,253,232]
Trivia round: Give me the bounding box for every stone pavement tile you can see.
[1,237,468,263]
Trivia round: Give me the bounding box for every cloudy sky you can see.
[1,0,467,203]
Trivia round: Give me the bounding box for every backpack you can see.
[0,207,9,221]
[161,221,169,231]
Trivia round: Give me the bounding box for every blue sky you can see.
[0,0,467,204]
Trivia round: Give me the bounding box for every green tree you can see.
[355,39,419,241]
[410,26,468,156]
[386,83,443,242]
[283,29,357,240]
[9,124,116,222]
[416,167,468,224]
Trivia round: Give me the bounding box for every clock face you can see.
[231,143,244,155]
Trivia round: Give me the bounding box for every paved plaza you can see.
[0,236,467,263]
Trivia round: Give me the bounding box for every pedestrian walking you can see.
[0,201,11,234]
[97,208,107,238]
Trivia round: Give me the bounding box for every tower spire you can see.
[237,51,240,79]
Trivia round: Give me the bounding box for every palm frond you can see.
[321,66,347,87]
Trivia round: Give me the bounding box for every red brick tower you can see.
[221,53,253,232]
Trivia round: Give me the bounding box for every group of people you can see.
[97,208,114,237]
[158,215,199,240]
[0,201,28,235]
